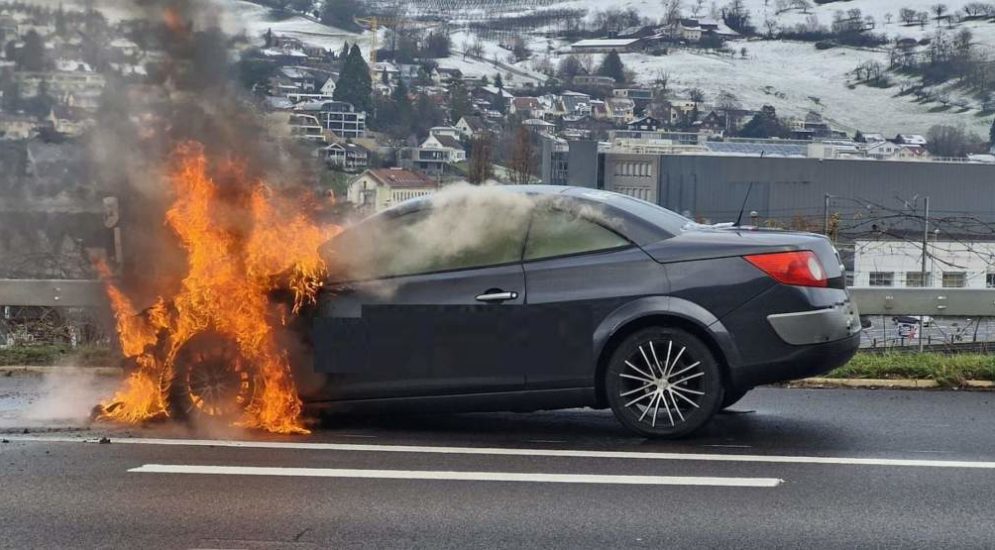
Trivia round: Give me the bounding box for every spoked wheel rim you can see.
[174,334,255,419]
[617,340,706,429]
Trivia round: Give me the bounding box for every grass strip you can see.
[828,353,995,387]
[0,344,116,367]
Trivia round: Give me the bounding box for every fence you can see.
[851,288,995,351]
[0,279,108,348]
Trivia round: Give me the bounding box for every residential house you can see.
[694,111,727,137]
[895,134,928,147]
[288,113,325,143]
[570,38,644,53]
[397,64,421,85]
[293,101,366,139]
[573,75,616,88]
[15,70,106,110]
[522,118,556,133]
[864,140,901,159]
[429,126,462,140]
[607,97,636,125]
[324,142,370,173]
[626,116,661,132]
[372,61,400,85]
[510,97,542,118]
[612,88,654,109]
[559,91,593,117]
[399,134,467,178]
[0,113,37,140]
[347,168,439,212]
[432,67,463,85]
[278,66,318,93]
[677,20,703,42]
[47,105,91,136]
[456,116,490,139]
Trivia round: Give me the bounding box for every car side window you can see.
[524,207,631,261]
[331,205,529,280]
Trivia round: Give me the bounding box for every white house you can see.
[420,134,466,162]
[853,239,995,289]
[346,168,439,212]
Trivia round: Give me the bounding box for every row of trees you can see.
[556,51,631,84]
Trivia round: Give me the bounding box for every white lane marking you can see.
[10,435,995,470]
[129,464,783,487]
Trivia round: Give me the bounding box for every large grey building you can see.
[541,135,995,233]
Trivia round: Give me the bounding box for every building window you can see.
[987,273,995,288]
[942,272,967,288]
[905,272,931,287]
[868,272,894,287]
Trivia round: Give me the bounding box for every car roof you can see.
[372,185,683,246]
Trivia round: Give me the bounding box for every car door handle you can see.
[475,290,519,303]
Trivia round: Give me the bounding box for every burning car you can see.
[98,176,859,438]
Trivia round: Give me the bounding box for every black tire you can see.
[605,327,723,438]
[721,389,749,410]
[168,331,258,422]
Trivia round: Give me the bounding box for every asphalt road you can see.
[2,375,995,549]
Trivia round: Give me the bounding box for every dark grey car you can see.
[305,186,861,438]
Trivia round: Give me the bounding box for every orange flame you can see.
[98,142,339,434]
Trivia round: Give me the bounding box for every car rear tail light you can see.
[744,251,828,288]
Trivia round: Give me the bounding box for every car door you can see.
[521,203,669,390]
[313,204,529,400]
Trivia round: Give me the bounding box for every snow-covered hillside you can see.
[497,0,995,134]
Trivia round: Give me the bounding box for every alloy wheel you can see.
[617,340,706,428]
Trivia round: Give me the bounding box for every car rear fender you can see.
[592,296,742,405]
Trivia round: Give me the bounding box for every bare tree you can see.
[691,0,705,17]
[688,87,706,105]
[467,134,494,184]
[931,3,948,23]
[509,126,535,185]
[662,0,682,26]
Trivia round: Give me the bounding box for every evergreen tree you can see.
[494,73,504,89]
[321,0,363,32]
[989,119,995,148]
[449,80,472,123]
[18,30,48,72]
[55,4,67,37]
[597,50,626,83]
[334,44,372,112]
[739,105,789,138]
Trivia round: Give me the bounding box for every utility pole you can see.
[919,196,929,352]
[823,193,831,238]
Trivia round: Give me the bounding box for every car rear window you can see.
[524,207,631,261]
[590,192,692,235]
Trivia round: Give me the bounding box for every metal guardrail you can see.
[850,288,995,317]
[0,279,991,316]
[0,279,106,307]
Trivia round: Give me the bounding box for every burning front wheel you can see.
[169,332,259,420]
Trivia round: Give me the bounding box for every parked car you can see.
[304,186,861,438]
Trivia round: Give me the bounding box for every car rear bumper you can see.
[767,301,861,345]
[728,330,861,389]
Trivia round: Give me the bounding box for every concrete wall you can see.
[650,156,995,228]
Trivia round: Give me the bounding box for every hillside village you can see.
[3,0,995,216]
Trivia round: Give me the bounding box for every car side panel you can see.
[522,247,668,389]
[312,264,527,400]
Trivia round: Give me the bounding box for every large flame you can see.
[97,142,339,434]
